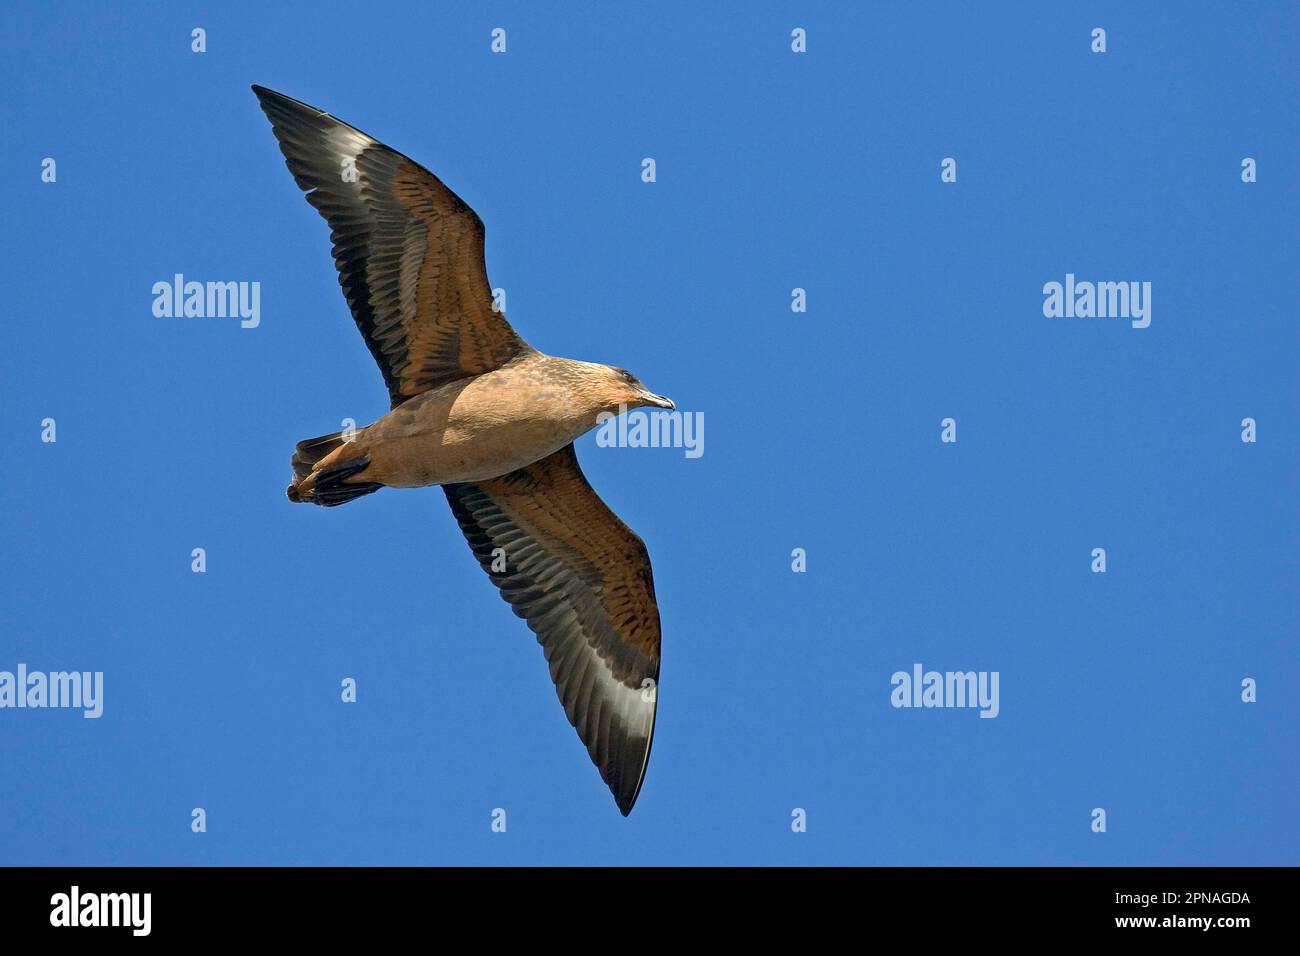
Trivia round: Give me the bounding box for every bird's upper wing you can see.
[443,444,661,815]
[253,85,529,407]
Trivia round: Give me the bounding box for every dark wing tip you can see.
[250,84,302,107]
[250,83,286,107]
[250,85,331,123]
[616,738,654,817]
[616,761,648,815]
[613,774,644,816]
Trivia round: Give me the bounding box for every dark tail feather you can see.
[292,431,347,479]
[287,430,384,507]
[310,457,384,507]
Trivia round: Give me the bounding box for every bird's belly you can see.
[361,401,586,487]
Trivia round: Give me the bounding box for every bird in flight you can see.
[253,85,671,815]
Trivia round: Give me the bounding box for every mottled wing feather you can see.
[253,85,527,406]
[443,444,661,815]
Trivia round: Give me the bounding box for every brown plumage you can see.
[256,85,681,816]
[254,85,674,815]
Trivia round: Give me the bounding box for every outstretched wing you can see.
[443,445,662,815]
[253,85,528,407]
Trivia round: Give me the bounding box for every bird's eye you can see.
[617,368,636,385]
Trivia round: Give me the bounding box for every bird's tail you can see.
[287,430,384,507]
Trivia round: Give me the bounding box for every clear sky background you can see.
[1,2,1296,865]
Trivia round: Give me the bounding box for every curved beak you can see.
[641,390,675,410]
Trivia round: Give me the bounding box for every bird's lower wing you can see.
[443,444,661,815]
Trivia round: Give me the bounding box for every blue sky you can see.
[1,2,1296,865]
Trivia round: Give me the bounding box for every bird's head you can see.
[602,365,675,412]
